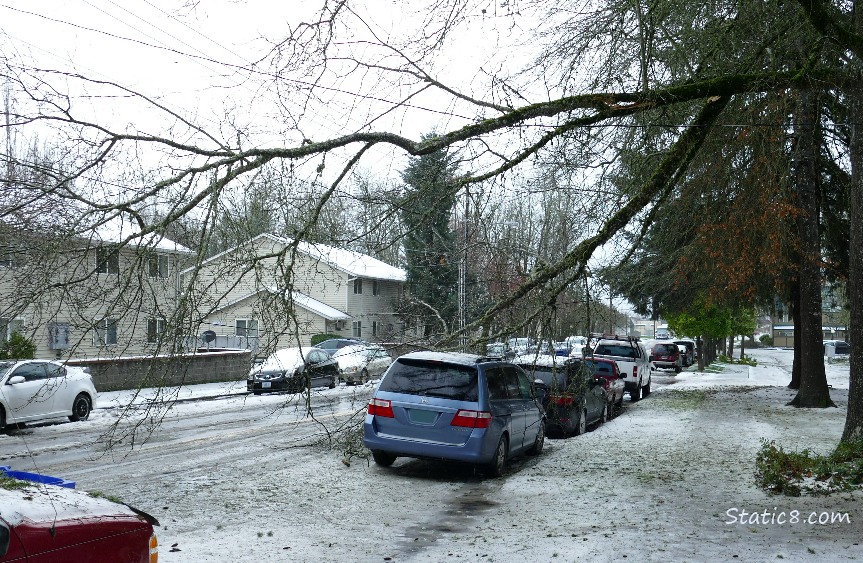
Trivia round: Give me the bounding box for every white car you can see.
[0,360,97,430]
[331,344,392,384]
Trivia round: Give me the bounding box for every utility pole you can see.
[458,189,469,351]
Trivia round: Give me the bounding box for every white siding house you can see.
[0,217,193,359]
[181,234,406,351]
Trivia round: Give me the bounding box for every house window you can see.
[352,320,362,338]
[147,318,167,343]
[96,246,120,274]
[353,278,363,294]
[372,280,380,296]
[94,318,118,346]
[236,319,259,337]
[148,254,169,278]
[0,318,24,341]
[372,321,379,337]
[0,248,22,268]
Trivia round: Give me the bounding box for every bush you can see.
[759,334,773,346]
[756,438,863,496]
[311,333,341,346]
[0,332,36,360]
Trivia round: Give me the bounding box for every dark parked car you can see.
[248,346,338,394]
[516,356,608,437]
[363,351,545,477]
[673,339,696,367]
[579,357,625,416]
[650,341,683,373]
[1,482,159,562]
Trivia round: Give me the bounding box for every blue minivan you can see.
[363,351,546,476]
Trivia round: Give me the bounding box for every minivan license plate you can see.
[408,409,437,424]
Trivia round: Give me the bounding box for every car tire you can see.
[360,368,369,384]
[574,409,587,436]
[328,377,336,389]
[486,435,508,477]
[600,403,607,424]
[0,407,5,431]
[528,420,545,455]
[68,393,91,422]
[630,383,642,402]
[643,379,651,397]
[252,391,262,396]
[674,366,682,374]
[372,451,397,467]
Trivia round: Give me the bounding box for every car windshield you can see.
[267,348,304,367]
[594,344,637,358]
[378,358,479,401]
[654,344,677,355]
[582,360,613,376]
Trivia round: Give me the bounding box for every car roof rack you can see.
[590,332,640,343]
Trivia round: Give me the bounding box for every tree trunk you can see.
[740,335,746,359]
[697,335,705,371]
[843,10,863,440]
[728,335,734,359]
[788,278,801,389]
[788,86,834,408]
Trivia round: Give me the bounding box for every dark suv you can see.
[363,351,545,476]
[516,356,608,436]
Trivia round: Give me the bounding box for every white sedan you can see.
[331,344,393,384]
[0,360,97,430]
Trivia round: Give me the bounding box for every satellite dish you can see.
[202,330,217,343]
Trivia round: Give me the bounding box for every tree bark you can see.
[788,86,833,408]
[843,3,863,441]
[728,335,734,359]
[788,278,802,389]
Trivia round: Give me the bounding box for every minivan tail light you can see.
[368,398,394,418]
[451,409,492,429]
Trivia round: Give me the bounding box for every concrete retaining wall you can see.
[66,350,252,392]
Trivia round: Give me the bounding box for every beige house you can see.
[181,233,406,353]
[0,218,192,359]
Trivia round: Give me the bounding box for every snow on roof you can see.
[289,291,351,321]
[264,234,404,281]
[90,215,192,254]
[188,233,404,281]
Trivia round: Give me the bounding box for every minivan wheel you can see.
[528,421,545,455]
[487,436,508,477]
[372,451,397,467]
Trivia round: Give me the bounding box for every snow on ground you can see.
[4,348,861,562]
[103,347,859,562]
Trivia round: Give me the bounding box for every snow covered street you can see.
[1,347,860,562]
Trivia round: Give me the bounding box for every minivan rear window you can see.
[378,358,479,401]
